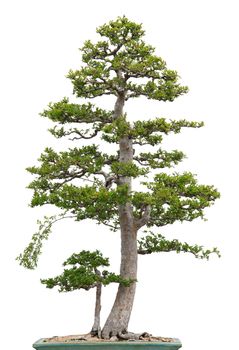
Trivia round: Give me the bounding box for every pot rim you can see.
[33,338,182,348]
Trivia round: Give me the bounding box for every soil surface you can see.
[44,333,174,344]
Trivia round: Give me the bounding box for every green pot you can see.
[33,338,182,350]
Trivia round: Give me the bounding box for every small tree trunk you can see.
[91,271,102,337]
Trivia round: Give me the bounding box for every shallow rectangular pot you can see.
[33,338,182,350]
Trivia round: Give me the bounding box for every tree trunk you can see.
[101,205,137,338]
[90,277,102,337]
[102,92,138,338]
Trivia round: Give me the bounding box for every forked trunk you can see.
[102,91,138,338]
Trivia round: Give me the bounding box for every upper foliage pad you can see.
[68,16,188,100]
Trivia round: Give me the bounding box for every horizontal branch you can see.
[49,126,100,141]
[141,172,220,227]
[41,98,113,125]
[27,145,118,192]
[101,116,203,145]
[137,232,221,260]
[133,149,185,168]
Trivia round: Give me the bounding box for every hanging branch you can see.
[16,212,77,269]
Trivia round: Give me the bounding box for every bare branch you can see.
[133,141,153,146]
[68,129,99,140]
[133,157,150,166]
[81,177,97,184]
[81,171,119,189]
[94,171,108,179]
[106,43,123,57]
[50,171,86,190]
[94,172,119,189]
[101,221,119,231]
[105,175,119,189]
[135,205,151,230]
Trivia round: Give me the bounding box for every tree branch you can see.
[135,205,151,229]
[50,171,87,190]
[133,157,149,166]
[68,129,99,140]
[101,221,119,231]
[16,212,77,269]
[137,232,221,259]
[94,172,119,189]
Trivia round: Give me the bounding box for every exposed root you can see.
[44,332,174,343]
[90,328,102,338]
[118,331,151,341]
[117,331,173,342]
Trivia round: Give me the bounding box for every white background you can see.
[1,1,239,349]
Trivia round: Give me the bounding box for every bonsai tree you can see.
[17,16,220,339]
[41,250,132,337]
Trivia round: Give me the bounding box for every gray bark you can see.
[102,91,138,338]
[91,270,102,337]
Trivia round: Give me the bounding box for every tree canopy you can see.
[41,250,132,292]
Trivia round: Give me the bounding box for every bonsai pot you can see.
[33,338,182,350]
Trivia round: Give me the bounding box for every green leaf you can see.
[138,232,221,259]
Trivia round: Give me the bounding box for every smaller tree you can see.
[41,250,132,337]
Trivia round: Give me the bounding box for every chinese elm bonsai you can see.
[17,16,220,340]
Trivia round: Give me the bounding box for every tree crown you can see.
[17,16,220,271]
[67,16,188,101]
[41,250,133,292]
